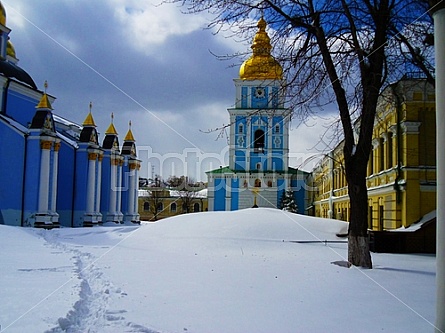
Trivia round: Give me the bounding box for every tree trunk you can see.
[346,162,372,268]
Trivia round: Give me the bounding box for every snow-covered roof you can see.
[391,210,436,232]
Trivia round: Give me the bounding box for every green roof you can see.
[206,166,309,175]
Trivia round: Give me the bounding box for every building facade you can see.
[310,77,436,230]
[0,3,140,227]
[138,188,208,221]
[206,18,309,212]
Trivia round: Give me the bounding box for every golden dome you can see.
[7,40,16,58]
[0,2,6,27]
[239,17,283,80]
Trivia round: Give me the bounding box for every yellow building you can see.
[311,77,436,230]
[138,188,208,221]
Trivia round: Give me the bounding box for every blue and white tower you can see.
[207,18,308,212]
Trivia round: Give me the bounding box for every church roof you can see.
[239,17,283,81]
[36,93,53,110]
[82,111,96,127]
[124,128,135,142]
[105,123,118,135]
[0,60,37,89]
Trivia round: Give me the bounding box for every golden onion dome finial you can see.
[0,2,6,27]
[124,120,135,142]
[105,113,118,135]
[239,17,283,80]
[36,81,53,110]
[82,102,96,127]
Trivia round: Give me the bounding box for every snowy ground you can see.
[0,208,436,333]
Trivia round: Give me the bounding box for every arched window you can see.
[275,124,280,134]
[143,202,150,211]
[170,202,177,212]
[254,179,261,187]
[254,129,265,152]
[193,203,200,212]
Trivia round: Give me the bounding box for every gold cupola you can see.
[0,2,6,27]
[239,17,283,81]
[7,40,16,58]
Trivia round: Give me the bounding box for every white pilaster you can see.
[95,154,103,214]
[109,159,118,214]
[50,143,59,213]
[86,153,97,214]
[117,160,123,220]
[38,140,51,213]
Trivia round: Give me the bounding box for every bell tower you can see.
[228,18,289,174]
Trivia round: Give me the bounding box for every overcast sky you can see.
[4,0,337,180]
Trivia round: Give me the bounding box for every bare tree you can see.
[147,189,167,221]
[168,0,435,267]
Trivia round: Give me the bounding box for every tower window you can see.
[275,125,280,134]
[254,129,265,153]
[238,124,244,134]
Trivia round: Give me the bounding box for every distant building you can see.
[206,18,309,212]
[310,77,436,231]
[138,188,208,221]
[0,2,140,227]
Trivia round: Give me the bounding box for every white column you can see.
[434,6,445,332]
[246,116,251,170]
[117,160,123,216]
[267,116,273,171]
[109,159,118,214]
[95,154,103,214]
[133,163,140,213]
[38,140,52,213]
[86,153,97,214]
[50,142,60,213]
[127,163,135,215]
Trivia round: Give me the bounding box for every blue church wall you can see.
[73,149,89,227]
[100,155,112,216]
[0,122,25,225]
[291,178,307,214]
[230,178,239,210]
[271,154,284,171]
[56,141,76,227]
[5,89,38,128]
[251,87,269,109]
[22,135,42,226]
[241,87,248,108]
[249,154,267,171]
[213,178,226,211]
[271,87,279,108]
[277,179,285,192]
[120,159,131,214]
[234,150,246,171]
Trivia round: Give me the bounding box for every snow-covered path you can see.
[39,227,158,333]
